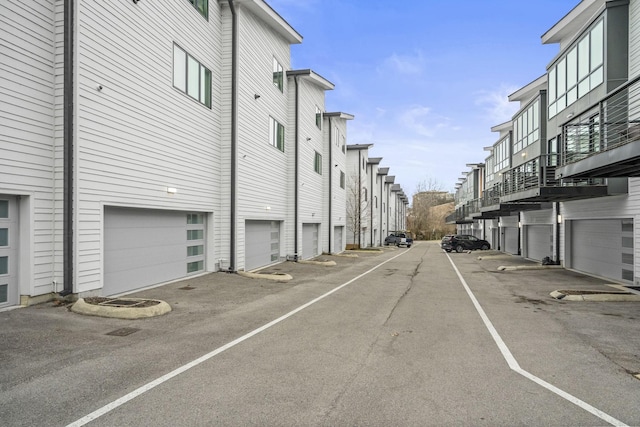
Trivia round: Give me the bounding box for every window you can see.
[315,106,322,129]
[269,117,285,151]
[314,151,322,174]
[513,100,540,153]
[363,187,368,201]
[187,229,204,240]
[340,171,345,189]
[187,245,204,256]
[173,44,212,108]
[187,0,208,19]
[494,135,510,173]
[548,18,604,118]
[273,57,283,92]
[187,213,203,224]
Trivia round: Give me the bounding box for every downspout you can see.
[294,76,299,259]
[379,176,383,239]
[228,0,237,272]
[357,150,362,248]
[328,117,332,253]
[61,0,74,296]
[555,202,561,264]
[369,166,373,246]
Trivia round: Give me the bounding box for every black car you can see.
[441,234,490,252]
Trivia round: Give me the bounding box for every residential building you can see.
[449,0,640,286]
[0,0,409,308]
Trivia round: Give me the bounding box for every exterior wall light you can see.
[166,187,177,194]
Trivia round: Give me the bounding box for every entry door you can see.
[0,197,18,307]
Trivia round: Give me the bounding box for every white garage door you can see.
[524,225,553,261]
[571,219,634,283]
[334,226,343,253]
[302,223,319,260]
[245,221,280,271]
[104,207,205,296]
[503,227,519,255]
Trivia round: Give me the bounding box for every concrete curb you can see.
[332,253,359,258]
[297,260,337,266]
[71,298,172,319]
[550,290,640,302]
[498,265,563,271]
[237,271,293,282]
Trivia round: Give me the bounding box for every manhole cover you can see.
[106,327,140,336]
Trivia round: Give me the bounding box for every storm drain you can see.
[99,299,146,307]
[106,327,140,336]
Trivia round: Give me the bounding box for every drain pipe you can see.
[228,0,238,272]
[327,116,332,253]
[294,76,299,259]
[369,164,374,246]
[61,0,75,297]
[555,202,561,264]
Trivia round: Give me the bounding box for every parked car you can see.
[384,232,413,248]
[441,234,490,252]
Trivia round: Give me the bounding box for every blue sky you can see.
[268,0,579,198]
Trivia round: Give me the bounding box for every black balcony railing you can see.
[561,75,640,166]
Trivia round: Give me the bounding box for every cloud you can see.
[397,105,454,138]
[378,50,425,75]
[474,84,520,124]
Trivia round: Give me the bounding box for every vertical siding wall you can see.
[74,1,223,292]
[235,6,291,270]
[1,0,60,296]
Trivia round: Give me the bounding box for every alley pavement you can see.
[1,242,639,426]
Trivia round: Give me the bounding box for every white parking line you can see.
[66,249,410,427]
[445,252,628,427]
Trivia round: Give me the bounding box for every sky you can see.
[268,0,580,200]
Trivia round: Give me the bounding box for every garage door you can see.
[245,221,280,271]
[571,219,634,283]
[302,223,319,260]
[0,196,18,307]
[503,227,519,255]
[104,207,206,296]
[524,225,553,261]
[334,226,343,253]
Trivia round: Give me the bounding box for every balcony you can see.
[556,75,640,179]
[500,154,608,203]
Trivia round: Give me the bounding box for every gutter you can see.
[358,150,361,248]
[228,0,238,271]
[61,0,74,296]
[369,164,373,246]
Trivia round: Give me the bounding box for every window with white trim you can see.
[315,106,322,129]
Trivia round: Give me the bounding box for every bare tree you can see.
[409,177,455,240]
[346,172,370,248]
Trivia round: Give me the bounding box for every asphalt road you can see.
[2,241,639,426]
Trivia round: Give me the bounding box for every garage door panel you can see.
[571,219,631,283]
[525,225,552,261]
[104,207,205,296]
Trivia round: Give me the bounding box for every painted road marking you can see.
[445,252,628,427]
[66,249,411,427]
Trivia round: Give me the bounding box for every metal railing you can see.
[562,75,640,165]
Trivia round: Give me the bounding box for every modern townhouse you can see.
[449,0,640,286]
[323,112,353,254]
[345,144,373,247]
[377,167,390,241]
[2,0,226,306]
[367,157,382,246]
[286,69,334,261]
[0,0,410,309]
